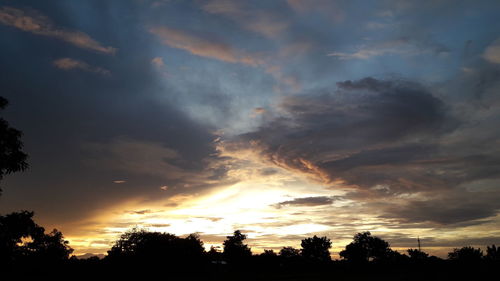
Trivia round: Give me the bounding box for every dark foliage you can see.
[0,96,28,194]
[448,246,483,263]
[279,246,301,259]
[106,228,206,269]
[407,248,429,260]
[300,235,332,262]
[1,212,499,280]
[339,232,392,263]
[223,230,252,264]
[485,244,500,262]
[0,211,73,267]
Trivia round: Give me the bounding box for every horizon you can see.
[1,0,500,259]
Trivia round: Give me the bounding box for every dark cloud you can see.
[237,77,453,191]
[274,196,339,208]
[1,0,500,254]
[231,76,500,224]
[125,209,153,215]
[379,191,500,225]
[379,232,500,249]
[0,0,235,226]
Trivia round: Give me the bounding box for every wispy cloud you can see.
[287,0,345,22]
[53,58,110,75]
[149,26,262,66]
[274,196,337,208]
[0,6,116,54]
[328,38,449,60]
[202,0,289,38]
[483,38,500,64]
[151,56,165,68]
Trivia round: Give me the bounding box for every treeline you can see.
[1,211,499,280]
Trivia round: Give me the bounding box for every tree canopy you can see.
[0,211,73,265]
[448,246,484,263]
[485,244,500,262]
[300,235,332,262]
[339,232,391,263]
[223,230,252,263]
[279,246,301,259]
[107,228,205,267]
[0,96,28,194]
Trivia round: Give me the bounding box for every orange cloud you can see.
[0,6,116,54]
[53,58,110,75]
[151,56,165,68]
[149,26,262,66]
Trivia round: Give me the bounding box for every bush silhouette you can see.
[448,246,483,263]
[407,248,429,260]
[279,246,300,258]
[485,244,500,262]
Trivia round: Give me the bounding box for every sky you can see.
[1,0,500,258]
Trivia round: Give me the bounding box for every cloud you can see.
[202,0,289,38]
[253,107,266,114]
[483,38,500,64]
[53,58,110,75]
[113,180,126,184]
[328,38,449,60]
[0,6,116,54]
[286,0,345,22]
[379,191,500,225]
[274,196,337,208]
[151,56,165,68]
[125,209,152,215]
[225,76,500,225]
[235,77,450,187]
[83,137,236,193]
[149,26,262,66]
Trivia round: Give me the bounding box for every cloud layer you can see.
[150,26,261,66]
[230,77,500,225]
[0,6,116,54]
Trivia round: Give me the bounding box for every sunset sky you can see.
[1,0,500,258]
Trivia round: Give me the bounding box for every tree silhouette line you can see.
[1,211,499,279]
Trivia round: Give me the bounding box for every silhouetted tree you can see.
[339,232,391,263]
[107,228,205,267]
[0,97,28,194]
[0,211,72,265]
[407,248,429,260]
[256,249,279,270]
[279,246,301,259]
[261,249,277,257]
[384,249,409,264]
[300,235,332,262]
[485,244,500,262]
[448,246,483,263]
[223,230,251,264]
[207,245,223,262]
[23,229,73,263]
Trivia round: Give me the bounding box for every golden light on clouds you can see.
[63,151,349,255]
